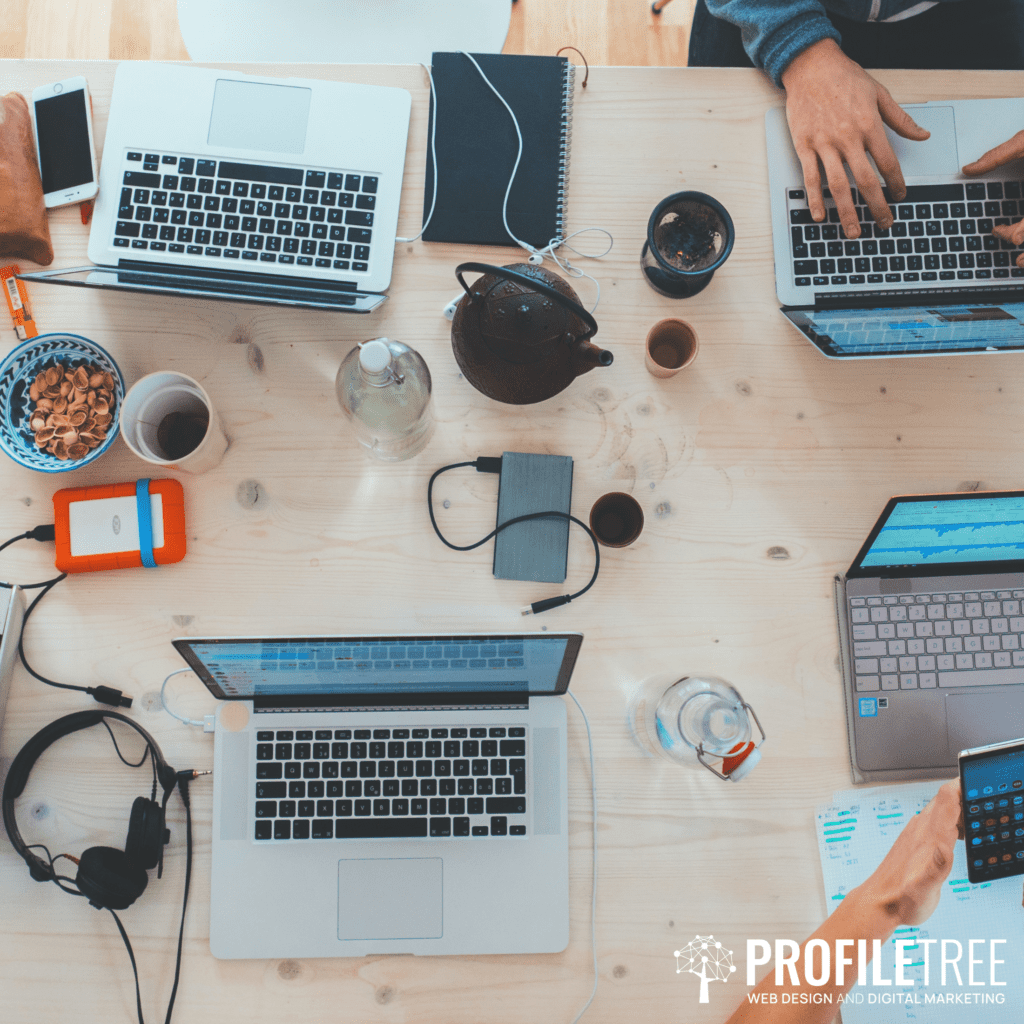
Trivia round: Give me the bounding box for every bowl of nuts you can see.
[0,333,125,472]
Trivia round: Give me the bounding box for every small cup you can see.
[590,492,644,548]
[641,191,735,298]
[121,371,228,474]
[645,319,699,378]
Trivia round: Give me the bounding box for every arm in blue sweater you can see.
[703,0,841,86]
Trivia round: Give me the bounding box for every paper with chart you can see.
[816,782,1024,1023]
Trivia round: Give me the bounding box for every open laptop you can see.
[836,491,1024,784]
[172,631,581,959]
[18,63,411,313]
[767,97,1024,358]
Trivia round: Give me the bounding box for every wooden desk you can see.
[1,60,1023,1024]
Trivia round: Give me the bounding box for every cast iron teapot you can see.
[451,262,613,405]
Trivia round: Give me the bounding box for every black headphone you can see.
[2,709,179,911]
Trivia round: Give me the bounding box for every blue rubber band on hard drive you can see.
[136,478,157,568]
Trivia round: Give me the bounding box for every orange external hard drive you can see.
[52,479,186,573]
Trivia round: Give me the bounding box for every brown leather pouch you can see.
[0,92,54,266]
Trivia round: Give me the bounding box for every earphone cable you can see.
[568,690,599,1024]
[395,62,439,243]
[108,908,146,1024]
[458,51,612,313]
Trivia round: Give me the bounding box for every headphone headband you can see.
[2,710,176,883]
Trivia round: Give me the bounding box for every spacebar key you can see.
[333,819,428,839]
[938,668,1024,688]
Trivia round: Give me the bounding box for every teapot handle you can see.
[455,262,598,342]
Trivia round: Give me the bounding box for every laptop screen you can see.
[848,492,1024,578]
[173,633,582,702]
[784,302,1024,358]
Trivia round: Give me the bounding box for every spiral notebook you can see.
[421,52,574,248]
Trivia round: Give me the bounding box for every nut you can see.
[24,360,116,461]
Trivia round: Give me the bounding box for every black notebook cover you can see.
[422,52,574,248]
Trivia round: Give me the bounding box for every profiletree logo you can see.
[675,934,737,1003]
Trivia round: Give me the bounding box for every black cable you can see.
[24,843,86,898]
[164,772,197,1024]
[109,908,146,1024]
[2,529,134,707]
[427,458,600,614]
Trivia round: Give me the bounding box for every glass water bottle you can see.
[336,338,434,461]
[632,676,764,782]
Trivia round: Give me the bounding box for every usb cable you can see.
[427,457,600,614]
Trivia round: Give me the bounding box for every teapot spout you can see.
[574,338,614,371]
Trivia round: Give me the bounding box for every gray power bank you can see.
[493,452,573,584]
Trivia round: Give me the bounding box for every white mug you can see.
[120,371,227,474]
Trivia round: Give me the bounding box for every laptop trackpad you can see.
[947,691,1024,756]
[883,105,958,177]
[337,858,442,941]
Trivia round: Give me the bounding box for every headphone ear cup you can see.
[125,796,164,871]
[76,846,148,910]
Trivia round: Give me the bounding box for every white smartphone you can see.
[31,76,99,208]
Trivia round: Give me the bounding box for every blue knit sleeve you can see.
[703,0,842,86]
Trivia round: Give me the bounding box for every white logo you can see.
[676,934,737,1003]
[111,515,121,535]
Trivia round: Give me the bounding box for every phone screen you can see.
[961,742,1024,883]
[34,89,93,194]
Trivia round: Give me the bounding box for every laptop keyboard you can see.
[850,590,1024,692]
[789,182,1024,288]
[114,151,378,273]
[253,726,527,841]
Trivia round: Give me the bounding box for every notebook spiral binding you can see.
[556,60,576,242]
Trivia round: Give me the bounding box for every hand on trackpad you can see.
[338,858,443,941]
[883,105,959,177]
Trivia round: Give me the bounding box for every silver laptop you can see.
[19,63,411,312]
[767,97,1024,358]
[172,631,581,959]
[836,491,1024,784]
[0,587,24,778]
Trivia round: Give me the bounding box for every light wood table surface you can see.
[1,60,1023,1024]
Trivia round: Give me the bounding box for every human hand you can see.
[963,132,1024,267]
[781,39,930,239]
[855,780,962,928]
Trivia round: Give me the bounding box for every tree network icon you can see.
[675,934,737,1003]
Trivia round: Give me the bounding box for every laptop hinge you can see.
[807,285,1024,311]
[252,702,530,713]
[252,691,531,711]
[116,258,360,292]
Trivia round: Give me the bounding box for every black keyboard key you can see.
[420,779,437,796]
[988,182,1004,199]
[257,731,274,741]
[327,172,345,190]
[345,210,373,227]
[508,728,525,737]
[476,779,493,795]
[255,820,272,840]
[198,180,214,196]
[218,161,303,186]
[499,739,525,756]
[429,797,446,815]
[334,799,352,816]
[490,816,507,836]
[115,221,141,237]
[391,798,409,815]
[356,194,376,210]
[338,193,354,208]
[429,817,451,837]
[362,176,378,193]
[411,798,427,815]
[305,170,326,188]
[486,796,526,814]
[256,762,283,779]
[255,800,276,818]
[257,781,287,799]
[273,819,291,840]
[794,260,817,276]
[412,729,429,739]
[1004,200,1019,217]
[290,781,307,798]
[303,762,321,779]
[454,817,470,836]
[346,780,362,798]
[371,799,389,816]
[790,208,813,224]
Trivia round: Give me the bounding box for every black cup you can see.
[641,191,735,298]
[590,492,644,548]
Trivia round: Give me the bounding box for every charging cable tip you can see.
[520,605,534,617]
[89,685,134,709]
